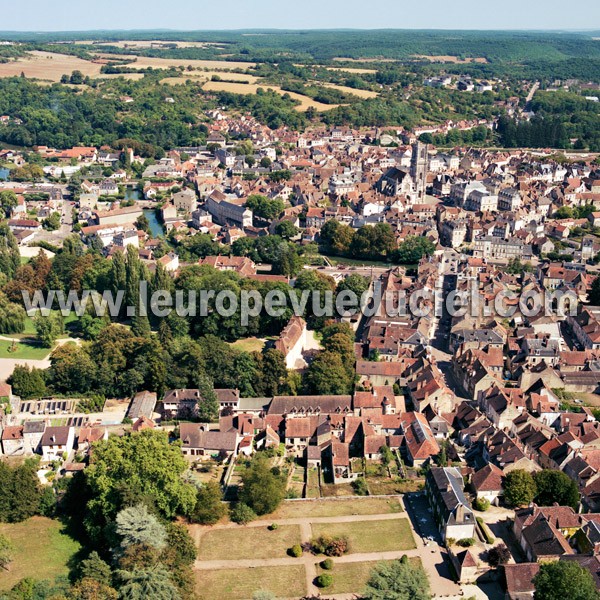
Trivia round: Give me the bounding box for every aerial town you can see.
[0,20,600,600]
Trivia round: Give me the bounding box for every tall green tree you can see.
[239,453,287,516]
[503,469,537,508]
[363,557,431,600]
[533,560,599,600]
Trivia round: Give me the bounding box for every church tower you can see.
[410,142,428,201]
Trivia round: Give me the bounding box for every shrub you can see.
[230,503,256,525]
[288,544,303,558]
[320,558,334,570]
[445,537,456,547]
[352,477,369,496]
[311,535,349,557]
[456,538,476,547]
[476,517,495,544]
[315,574,333,588]
[474,497,490,512]
[268,523,278,531]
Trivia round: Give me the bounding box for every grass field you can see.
[0,51,104,81]
[161,71,259,85]
[202,80,340,111]
[228,337,266,353]
[196,565,306,600]
[98,53,255,71]
[0,517,81,591]
[264,497,404,520]
[312,518,415,554]
[413,54,488,63]
[320,82,379,98]
[315,557,422,595]
[0,338,52,360]
[197,524,302,561]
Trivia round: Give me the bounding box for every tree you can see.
[363,558,431,600]
[533,470,580,510]
[196,375,219,422]
[0,533,13,571]
[275,220,299,239]
[0,462,42,523]
[8,365,46,399]
[84,431,197,541]
[80,551,113,586]
[0,292,26,334]
[304,350,353,395]
[70,578,118,600]
[503,469,537,508]
[116,504,168,551]
[337,274,369,299]
[487,544,511,567]
[117,564,181,600]
[533,560,600,600]
[392,236,435,265]
[190,481,226,525]
[33,311,64,347]
[239,453,287,516]
[316,574,333,588]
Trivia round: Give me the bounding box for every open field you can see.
[0,51,104,81]
[413,54,489,63]
[197,524,302,560]
[77,40,227,49]
[0,517,81,591]
[96,53,255,71]
[324,66,378,74]
[161,71,259,85]
[320,82,379,98]
[202,80,339,111]
[263,497,404,520]
[332,57,397,64]
[196,565,306,600]
[311,518,416,553]
[0,338,52,360]
[315,557,422,595]
[228,337,266,353]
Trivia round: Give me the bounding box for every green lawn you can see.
[228,337,266,353]
[0,517,81,591]
[0,338,52,360]
[265,497,403,520]
[311,518,415,554]
[196,565,306,600]
[197,524,302,561]
[315,557,422,595]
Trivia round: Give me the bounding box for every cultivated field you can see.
[96,53,255,71]
[0,517,81,591]
[77,40,227,49]
[0,51,105,81]
[203,80,339,111]
[413,54,489,63]
[160,71,259,85]
[320,81,379,98]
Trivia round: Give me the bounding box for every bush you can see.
[268,523,278,531]
[488,544,511,567]
[288,544,303,557]
[311,535,349,557]
[352,477,369,496]
[320,558,334,570]
[315,574,333,588]
[456,538,476,547]
[474,497,490,512]
[445,537,456,547]
[230,503,256,525]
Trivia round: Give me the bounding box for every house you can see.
[426,466,476,542]
[161,389,202,419]
[274,316,308,370]
[40,426,75,461]
[503,563,540,600]
[128,391,158,421]
[77,426,108,454]
[1,426,24,456]
[179,424,238,459]
[471,463,504,505]
[22,420,46,454]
